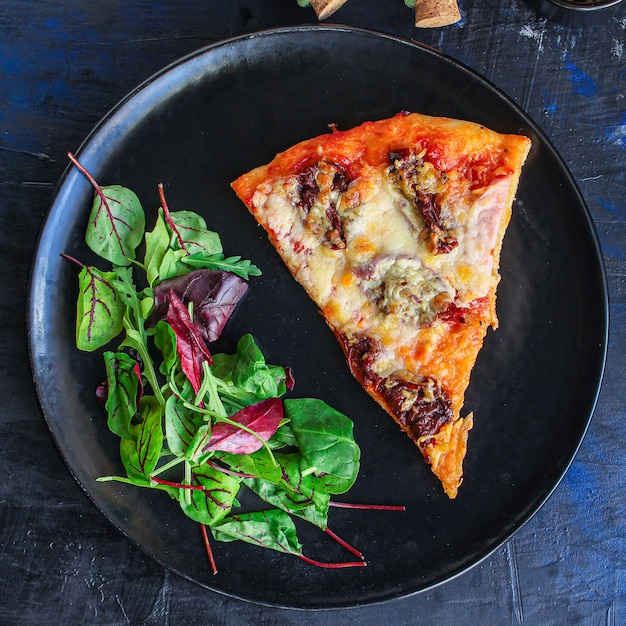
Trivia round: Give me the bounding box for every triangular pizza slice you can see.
[231,112,531,498]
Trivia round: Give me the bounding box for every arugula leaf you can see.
[182,253,262,280]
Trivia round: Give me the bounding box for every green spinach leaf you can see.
[285,398,360,494]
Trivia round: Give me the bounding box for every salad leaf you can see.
[85,184,145,266]
[166,289,212,392]
[153,320,178,376]
[164,394,203,457]
[211,334,288,401]
[75,265,126,351]
[246,452,330,529]
[178,465,241,526]
[185,423,214,465]
[215,447,282,484]
[211,509,303,557]
[101,351,142,441]
[149,269,248,343]
[182,252,261,280]
[206,397,283,454]
[168,210,223,257]
[120,397,163,482]
[144,208,171,286]
[285,398,360,494]
[63,165,397,576]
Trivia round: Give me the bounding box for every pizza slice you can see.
[231,112,531,498]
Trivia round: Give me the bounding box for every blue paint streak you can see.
[600,240,626,261]
[564,61,599,97]
[592,196,625,217]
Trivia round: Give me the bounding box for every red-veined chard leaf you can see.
[102,351,142,441]
[284,399,360,495]
[245,452,330,529]
[85,184,145,266]
[168,210,222,257]
[75,265,125,351]
[178,464,241,526]
[164,395,203,457]
[215,448,282,483]
[211,509,302,558]
[149,269,248,343]
[205,397,283,455]
[120,395,163,482]
[166,289,212,393]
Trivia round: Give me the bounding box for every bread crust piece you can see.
[232,112,531,498]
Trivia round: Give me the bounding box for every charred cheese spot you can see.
[291,160,354,249]
[387,150,458,255]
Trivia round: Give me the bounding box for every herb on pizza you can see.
[62,154,403,574]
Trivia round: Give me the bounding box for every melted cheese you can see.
[249,168,512,387]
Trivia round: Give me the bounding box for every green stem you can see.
[151,455,185,477]
[184,460,192,506]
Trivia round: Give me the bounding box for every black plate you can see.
[28,26,608,609]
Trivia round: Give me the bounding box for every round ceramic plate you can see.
[28,26,608,608]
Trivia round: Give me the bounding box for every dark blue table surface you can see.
[1,1,624,623]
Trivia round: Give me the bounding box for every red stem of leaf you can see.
[329,501,406,512]
[158,183,188,253]
[297,554,367,569]
[151,476,205,491]
[67,152,110,213]
[201,524,218,576]
[59,252,85,268]
[324,527,364,560]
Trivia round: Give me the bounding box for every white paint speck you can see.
[607,124,626,146]
[612,38,624,59]
[519,23,545,52]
